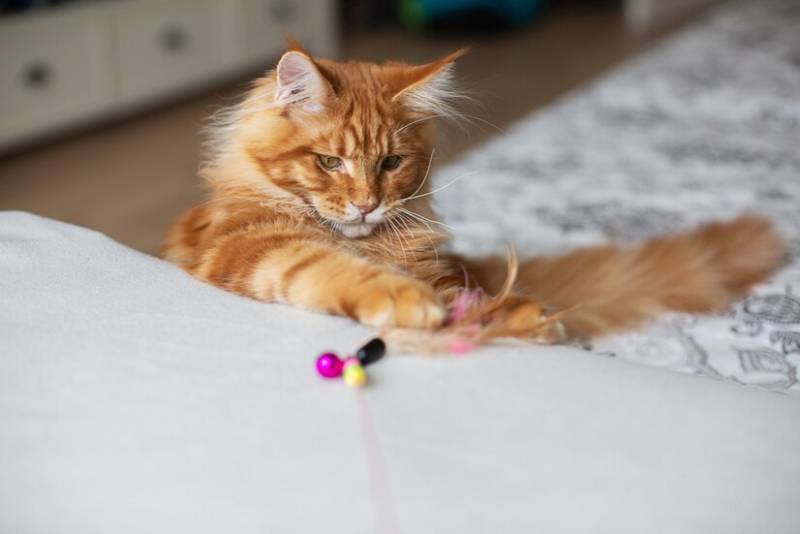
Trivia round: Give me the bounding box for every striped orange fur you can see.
[163,44,786,340]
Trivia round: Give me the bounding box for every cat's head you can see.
[207,42,466,238]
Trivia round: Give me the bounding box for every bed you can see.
[2,0,799,532]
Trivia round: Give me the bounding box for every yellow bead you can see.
[343,363,367,388]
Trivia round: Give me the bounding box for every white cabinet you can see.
[0,8,113,147]
[242,0,294,61]
[241,0,337,63]
[113,0,224,102]
[0,0,338,152]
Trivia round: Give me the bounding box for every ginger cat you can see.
[163,43,785,341]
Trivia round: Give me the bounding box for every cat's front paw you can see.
[352,274,444,329]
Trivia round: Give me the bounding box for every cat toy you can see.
[316,338,387,388]
[382,250,569,354]
[315,252,571,387]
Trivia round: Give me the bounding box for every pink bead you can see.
[316,353,343,378]
[342,357,360,370]
[449,340,475,355]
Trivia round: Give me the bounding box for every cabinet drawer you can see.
[0,11,112,141]
[113,0,221,102]
[242,0,331,62]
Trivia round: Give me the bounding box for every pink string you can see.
[355,391,398,534]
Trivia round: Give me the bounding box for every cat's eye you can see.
[381,155,402,171]
[316,154,342,171]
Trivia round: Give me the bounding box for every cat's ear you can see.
[284,34,310,56]
[390,48,469,116]
[274,50,333,109]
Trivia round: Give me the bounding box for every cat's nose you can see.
[352,202,377,215]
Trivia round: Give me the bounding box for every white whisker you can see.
[402,148,436,202]
[398,207,453,232]
[393,211,439,263]
[385,217,409,265]
[394,115,446,135]
[404,170,479,202]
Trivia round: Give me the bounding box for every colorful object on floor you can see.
[356,338,386,366]
[315,352,343,378]
[315,338,387,387]
[343,358,367,388]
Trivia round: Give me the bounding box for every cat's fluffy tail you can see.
[469,215,787,340]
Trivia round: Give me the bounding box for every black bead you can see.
[356,338,386,366]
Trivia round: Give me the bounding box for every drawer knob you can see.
[161,26,190,53]
[21,61,54,90]
[270,0,295,23]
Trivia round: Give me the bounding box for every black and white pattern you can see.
[435,0,800,394]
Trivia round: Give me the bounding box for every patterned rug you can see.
[436,0,800,394]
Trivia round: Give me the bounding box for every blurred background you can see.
[0,0,719,255]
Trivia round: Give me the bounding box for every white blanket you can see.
[3,0,800,531]
[1,210,799,533]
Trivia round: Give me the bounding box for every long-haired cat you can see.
[163,43,785,342]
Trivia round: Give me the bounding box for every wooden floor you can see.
[0,2,700,255]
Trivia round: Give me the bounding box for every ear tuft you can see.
[392,48,469,118]
[284,34,309,55]
[275,51,331,109]
[400,63,457,117]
